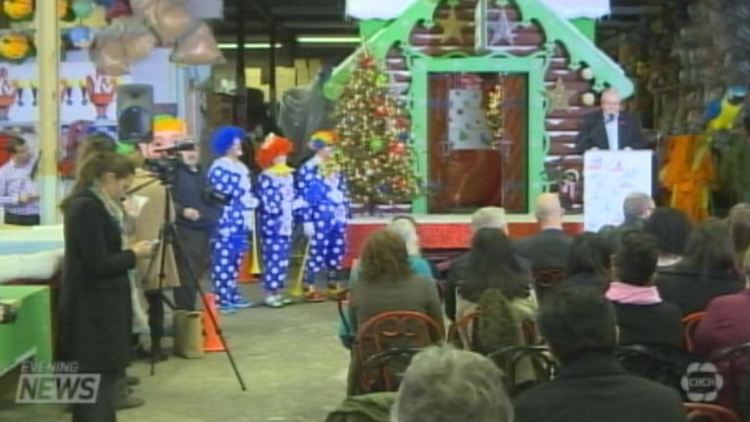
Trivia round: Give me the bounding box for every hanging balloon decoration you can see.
[69,26,95,49]
[0,32,34,62]
[72,0,94,19]
[3,0,33,21]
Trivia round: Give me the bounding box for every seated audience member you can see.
[514,284,686,422]
[339,218,435,346]
[564,232,614,289]
[515,193,572,271]
[606,231,683,349]
[728,203,750,270]
[643,207,692,269]
[347,230,443,395]
[656,218,743,316]
[446,207,531,321]
[692,249,750,410]
[454,228,537,386]
[392,346,513,422]
[599,192,654,247]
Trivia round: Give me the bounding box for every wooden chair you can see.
[684,403,742,422]
[683,312,706,352]
[352,311,443,395]
[532,268,565,298]
[446,310,480,349]
[488,345,558,396]
[614,344,687,394]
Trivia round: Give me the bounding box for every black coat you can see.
[574,110,645,153]
[656,263,743,316]
[514,229,572,271]
[58,190,136,373]
[514,353,686,422]
[611,301,684,349]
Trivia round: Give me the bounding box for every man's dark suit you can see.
[574,110,645,153]
[514,353,686,422]
[514,228,572,271]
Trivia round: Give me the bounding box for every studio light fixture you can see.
[218,43,284,50]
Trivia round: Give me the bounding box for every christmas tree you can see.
[334,53,421,206]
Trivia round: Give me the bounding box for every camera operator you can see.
[172,139,221,310]
[129,115,183,361]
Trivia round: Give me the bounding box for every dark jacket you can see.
[172,164,222,231]
[445,252,532,321]
[58,190,136,373]
[656,263,743,316]
[514,353,686,422]
[514,228,572,271]
[611,301,684,349]
[574,110,645,153]
[693,289,750,409]
[565,271,609,291]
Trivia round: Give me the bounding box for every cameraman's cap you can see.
[310,130,337,151]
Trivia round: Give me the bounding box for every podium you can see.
[584,150,652,232]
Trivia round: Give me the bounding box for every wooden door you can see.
[427,72,528,213]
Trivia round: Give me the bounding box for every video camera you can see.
[143,143,195,185]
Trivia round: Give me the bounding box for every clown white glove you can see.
[303,222,315,237]
[292,198,307,211]
[328,190,344,204]
[243,211,255,231]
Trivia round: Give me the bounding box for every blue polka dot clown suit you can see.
[296,131,349,290]
[256,135,302,308]
[207,126,258,310]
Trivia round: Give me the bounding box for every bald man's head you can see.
[535,193,564,228]
[601,88,622,116]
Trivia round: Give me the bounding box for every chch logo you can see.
[681,362,724,402]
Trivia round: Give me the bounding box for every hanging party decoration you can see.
[69,26,95,49]
[72,0,94,19]
[485,79,505,142]
[369,137,385,152]
[436,6,465,44]
[90,24,128,76]
[3,0,33,21]
[151,0,194,45]
[170,22,224,65]
[104,0,130,19]
[0,32,34,62]
[59,0,77,21]
[120,18,157,62]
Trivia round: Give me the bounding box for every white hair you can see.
[471,207,507,231]
[388,218,421,257]
[391,346,513,422]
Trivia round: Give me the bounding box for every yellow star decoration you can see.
[437,7,465,44]
[547,77,573,111]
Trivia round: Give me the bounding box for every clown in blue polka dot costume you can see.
[256,134,306,308]
[207,126,259,313]
[296,130,349,302]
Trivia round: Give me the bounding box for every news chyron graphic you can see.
[681,362,724,402]
[16,361,100,404]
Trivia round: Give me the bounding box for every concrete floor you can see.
[0,284,351,422]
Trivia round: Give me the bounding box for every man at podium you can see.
[575,88,646,153]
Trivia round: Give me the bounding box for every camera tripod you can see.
[129,174,247,391]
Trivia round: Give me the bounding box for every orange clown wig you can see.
[256,134,293,169]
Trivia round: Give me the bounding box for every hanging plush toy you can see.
[0,32,34,62]
[3,0,34,21]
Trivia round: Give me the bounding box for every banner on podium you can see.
[584,150,652,232]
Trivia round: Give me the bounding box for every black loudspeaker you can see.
[117,84,154,144]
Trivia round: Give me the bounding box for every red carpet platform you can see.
[344,215,585,267]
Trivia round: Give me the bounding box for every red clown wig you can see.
[256,134,294,169]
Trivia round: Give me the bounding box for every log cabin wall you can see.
[379,0,603,213]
